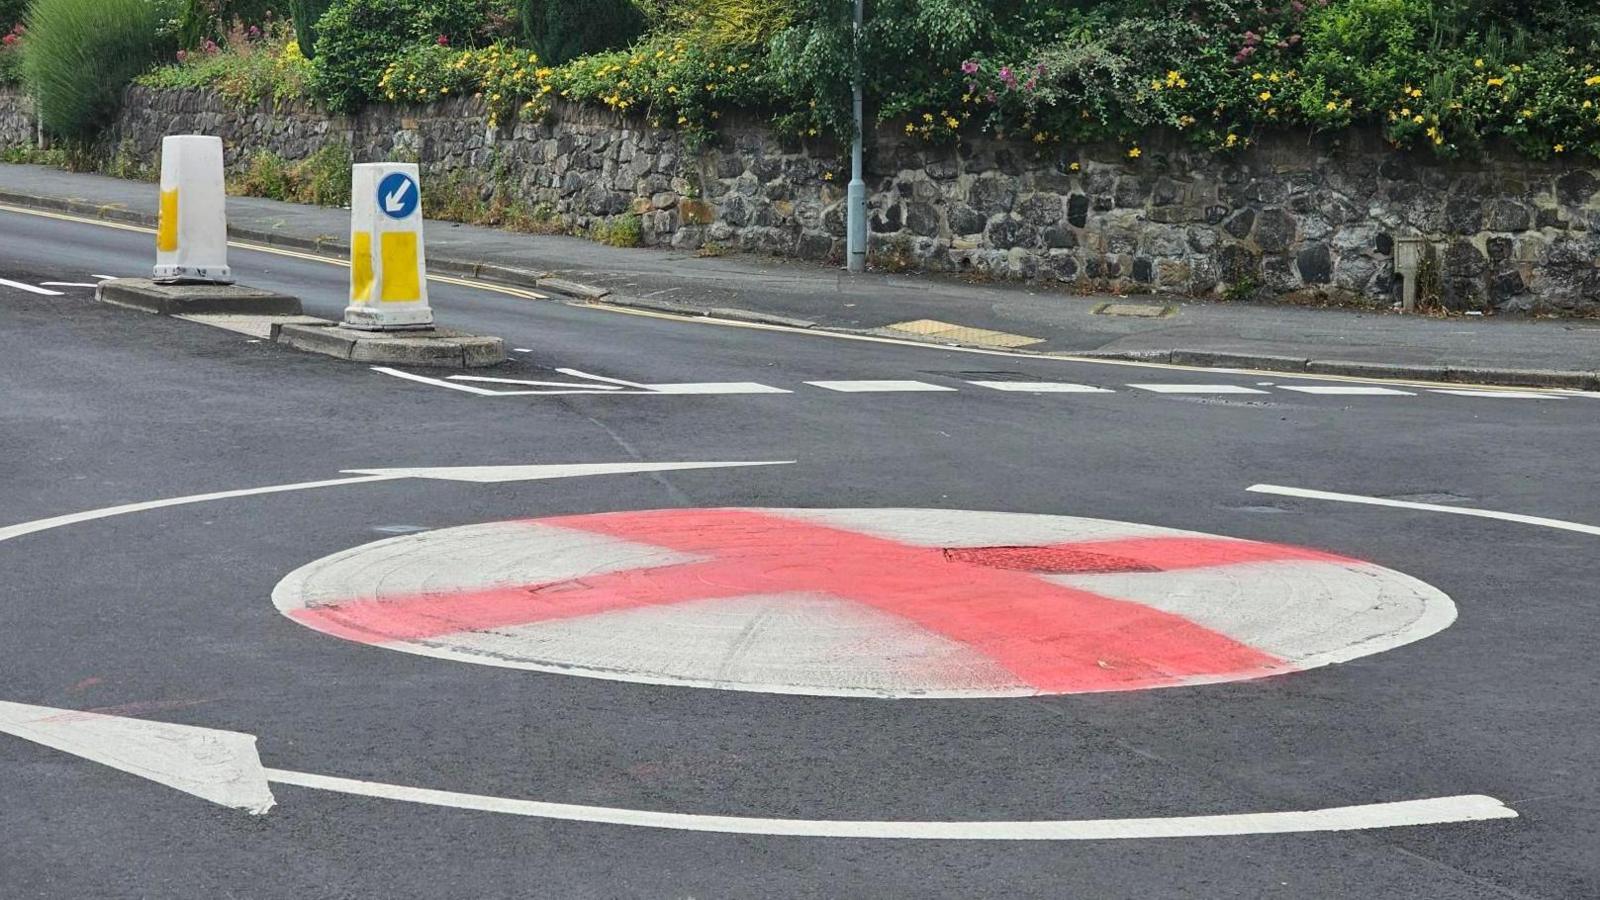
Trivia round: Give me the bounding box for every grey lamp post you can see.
[845,0,867,274]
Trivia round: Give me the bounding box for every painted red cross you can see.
[292,509,1348,692]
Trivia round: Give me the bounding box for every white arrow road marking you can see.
[0,278,64,296]
[1249,485,1600,537]
[555,367,649,388]
[383,179,413,214]
[0,702,275,815]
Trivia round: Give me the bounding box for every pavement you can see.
[2,186,1599,899]
[0,162,1596,390]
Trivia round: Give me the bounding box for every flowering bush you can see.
[379,42,553,125]
[898,0,1600,159]
[308,0,488,111]
[0,24,23,86]
[139,21,313,108]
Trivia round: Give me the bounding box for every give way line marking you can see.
[0,474,1518,839]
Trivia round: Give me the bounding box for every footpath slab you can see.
[1,163,1595,389]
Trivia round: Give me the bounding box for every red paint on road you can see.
[291,509,1334,692]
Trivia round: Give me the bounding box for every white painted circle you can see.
[272,508,1455,698]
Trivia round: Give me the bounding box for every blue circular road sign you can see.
[378,172,420,220]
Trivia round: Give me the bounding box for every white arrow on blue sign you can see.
[378,171,419,220]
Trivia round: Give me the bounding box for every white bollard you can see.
[344,162,433,330]
[154,135,232,284]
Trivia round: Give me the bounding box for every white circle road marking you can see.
[274,507,1456,698]
[0,477,1521,837]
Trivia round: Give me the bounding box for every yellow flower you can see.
[1409,88,1422,98]
[1474,58,1485,68]
[1224,133,1239,147]
[1269,72,1280,83]
[823,172,834,181]
[922,112,934,123]
[1325,100,1338,111]
[1520,108,1533,118]
[1400,107,1411,117]
[1068,162,1081,171]
[1127,146,1142,159]
[1555,143,1566,153]
[946,116,960,129]
[1586,75,1600,87]
[1150,80,1163,91]
[1251,72,1264,81]
[1032,132,1047,143]
[1584,100,1593,109]
[905,123,916,134]
[1258,91,1272,102]
[1412,115,1424,124]
[1487,77,1505,87]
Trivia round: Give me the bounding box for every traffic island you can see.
[98,278,303,316]
[275,321,506,368]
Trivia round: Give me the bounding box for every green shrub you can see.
[288,0,332,57]
[229,142,352,205]
[592,212,642,247]
[139,22,313,107]
[22,0,180,138]
[309,0,486,111]
[0,0,25,30]
[518,0,644,65]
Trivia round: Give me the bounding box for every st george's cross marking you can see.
[274,508,1456,698]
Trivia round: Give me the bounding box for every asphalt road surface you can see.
[1,205,1597,899]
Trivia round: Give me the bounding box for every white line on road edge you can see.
[556,367,650,388]
[806,380,958,392]
[1131,384,1270,395]
[40,281,103,288]
[1248,485,1600,538]
[448,375,626,389]
[262,767,1515,840]
[0,277,64,296]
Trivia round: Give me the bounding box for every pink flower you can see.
[201,39,219,54]
[176,49,188,62]
[960,59,979,75]
[1024,77,1037,91]
[436,33,450,46]
[999,66,1017,87]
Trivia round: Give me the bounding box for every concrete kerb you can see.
[1,188,1594,390]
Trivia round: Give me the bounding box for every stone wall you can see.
[7,84,1600,314]
[0,87,33,149]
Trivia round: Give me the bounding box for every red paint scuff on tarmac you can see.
[290,509,1320,692]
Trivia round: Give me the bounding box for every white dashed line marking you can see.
[1429,389,1566,400]
[1279,385,1417,396]
[1130,384,1271,395]
[806,380,959,392]
[969,381,1115,393]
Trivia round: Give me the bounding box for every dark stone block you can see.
[1114,177,1149,208]
[1019,194,1064,227]
[1487,236,1513,263]
[904,201,941,237]
[1536,206,1570,230]
[967,175,1018,212]
[1223,208,1255,239]
[1376,232,1394,256]
[948,203,987,235]
[1042,226,1077,249]
[1444,240,1488,277]
[1254,208,1297,253]
[1444,196,1483,234]
[1556,170,1599,206]
[1296,244,1333,284]
[1205,205,1229,225]
[986,216,1037,249]
[1132,257,1154,283]
[1092,195,1114,212]
[1219,244,1261,283]
[1067,194,1090,228]
[1490,269,1526,304]
[1485,200,1531,232]
[871,204,903,233]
